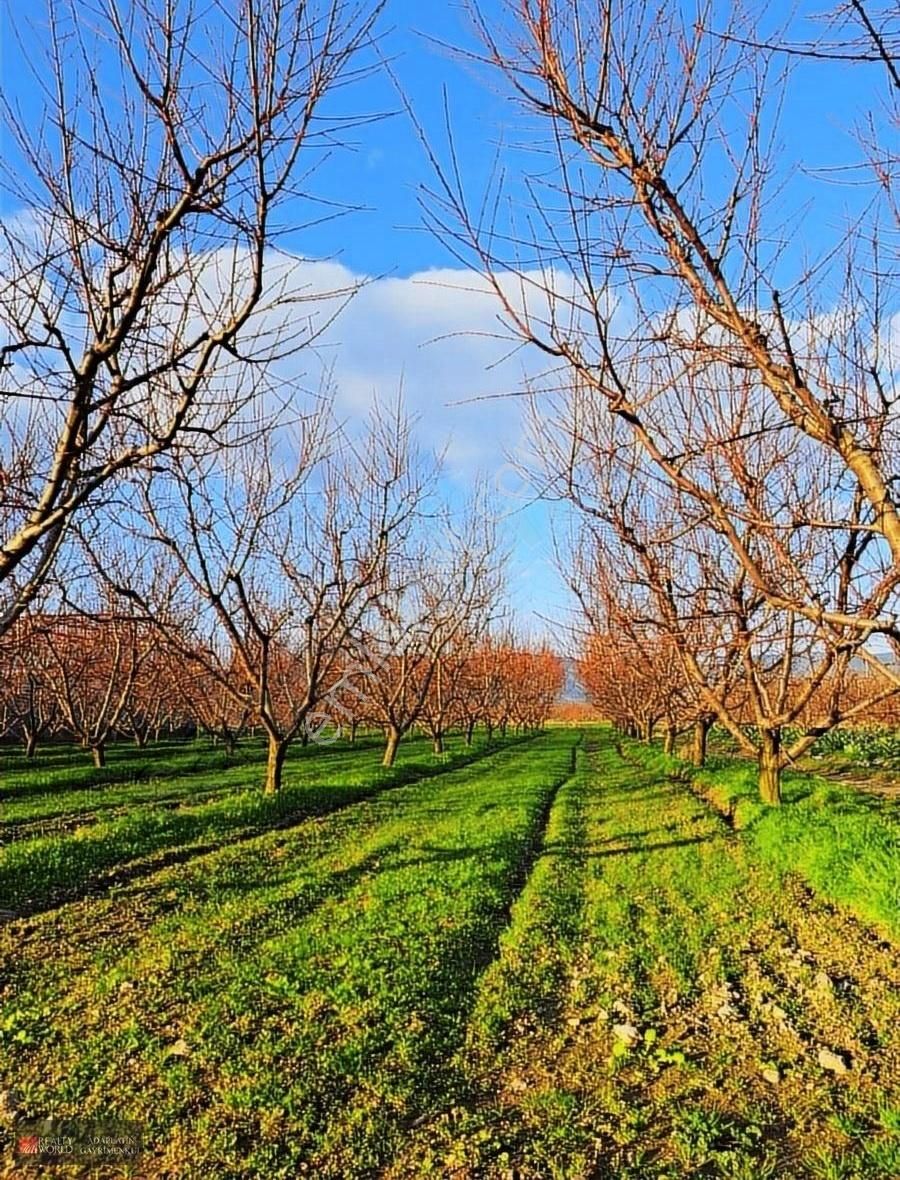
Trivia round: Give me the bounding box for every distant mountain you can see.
[559,658,587,703]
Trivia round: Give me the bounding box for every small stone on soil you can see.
[817,1047,850,1075]
[612,1023,640,1047]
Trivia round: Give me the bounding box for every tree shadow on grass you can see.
[3,741,531,919]
[588,785,681,806]
[156,841,407,957]
[5,783,387,919]
[540,833,714,859]
[377,829,714,878]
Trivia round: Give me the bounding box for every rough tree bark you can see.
[264,735,289,797]
[758,729,783,806]
[692,717,713,768]
[383,726,401,769]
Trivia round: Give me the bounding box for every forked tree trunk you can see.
[692,717,712,768]
[382,727,401,768]
[24,732,37,759]
[264,735,288,795]
[758,729,782,805]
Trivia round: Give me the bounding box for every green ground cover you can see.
[395,735,900,1178]
[659,743,900,943]
[1,728,898,1178]
[0,734,383,822]
[0,734,516,914]
[0,732,578,1177]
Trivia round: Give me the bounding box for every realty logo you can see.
[15,1134,40,1155]
[12,1116,144,1163]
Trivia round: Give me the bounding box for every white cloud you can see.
[266,258,575,629]
[267,259,578,481]
[0,229,579,626]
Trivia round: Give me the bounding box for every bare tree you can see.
[113,401,429,794]
[568,532,729,764]
[420,646,469,755]
[0,611,61,758]
[424,0,900,666]
[0,0,383,632]
[120,643,184,748]
[455,638,507,744]
[352,493,504,767]
[505,643,565,732]
[172,650,252,754]
[28,602,154,768]
[552,391,900,801]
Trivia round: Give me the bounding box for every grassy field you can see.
[1,729,899,1177]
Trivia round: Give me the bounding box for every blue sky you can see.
[266,0,895,639]
[297,0,887,276]
[1,0,894,643]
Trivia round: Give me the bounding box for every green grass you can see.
[2,728,898,1178]
[409,738,766,1176]
[0,738,263,798]
[0,733,520,913]
[0,731,579,1178]
[463,748,589,1060]
[393,732,900,1178]
[672,749,900,942]
[0,733,385,822]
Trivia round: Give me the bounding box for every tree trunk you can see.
[692,717,712,768]
[663,724,676,756]
[92,744,106,769]
[758,729,782,805]
[350,720,358,744]
[24,732,37,759]
[433,732,444,755]
[382,727,401,768]
[465,719,475,746]
[642,717,655,743]
[264,735,288,795]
